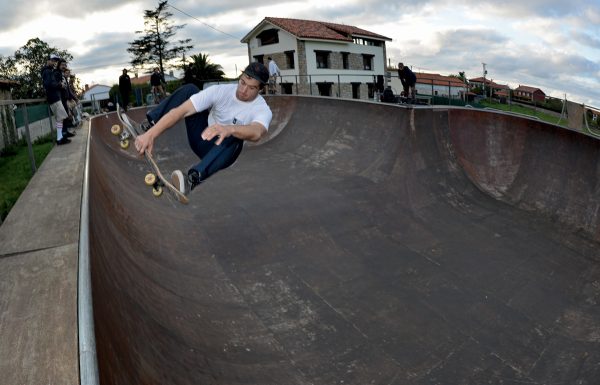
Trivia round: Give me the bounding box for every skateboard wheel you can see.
[145,173,157,186]
[120,139,129,149]
[111,124,122,135]
[152,186,163,197]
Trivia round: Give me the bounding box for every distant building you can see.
[416,73,467,98]
[81,84,111,112]
[130,71,179,86]
[387,70,467,101]
[242,17,392,99]
[468,77,510,98]
[514,85,546,103]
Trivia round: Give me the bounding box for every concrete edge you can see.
[78,116,99,385]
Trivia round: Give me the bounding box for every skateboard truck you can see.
[144,173,164,197]
[119,131,131,149]
[111,124,131,149]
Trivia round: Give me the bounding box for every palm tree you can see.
[185,53,225,89]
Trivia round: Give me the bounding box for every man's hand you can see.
[201,124,233,145]
[135,131,154,155]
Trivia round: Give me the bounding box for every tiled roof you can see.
[468,77,510,89]
[515,85,544,94]
[415,73,467,88]
[262,17,392,42]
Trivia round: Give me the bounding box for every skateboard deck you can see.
[114,105,189,204]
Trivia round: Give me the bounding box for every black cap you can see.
[242,62,269,85]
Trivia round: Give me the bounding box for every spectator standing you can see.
[41,54,70,145]
[150,67,166,103]
[119,68,132,111]
[267,57,280,94]
[57,59,76,136]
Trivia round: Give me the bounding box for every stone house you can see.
[514,85,546,103]
[241,17,392,99]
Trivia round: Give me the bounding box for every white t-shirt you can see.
[189,84,272,131]
[268,60,280,76]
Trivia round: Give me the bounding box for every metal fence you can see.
[0,98,52,174]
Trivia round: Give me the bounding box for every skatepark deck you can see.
[88,97,600,384]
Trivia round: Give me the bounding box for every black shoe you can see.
[57,137,71,145]
[63,131,75,138]
[141,115,155,132]
[187,169,201,191]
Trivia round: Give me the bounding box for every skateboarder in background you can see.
[397,62,416,103]
[134,62,272,194]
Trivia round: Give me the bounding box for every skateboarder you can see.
[134,62,272,194]
[397,62,416,103]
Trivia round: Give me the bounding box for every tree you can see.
[184,53,225,89]
[449,71,468,84]
[127,0,193,75]
[0,38,73,99]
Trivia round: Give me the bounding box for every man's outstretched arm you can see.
[135,100,196,155]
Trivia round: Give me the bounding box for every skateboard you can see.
[113,105,189,204]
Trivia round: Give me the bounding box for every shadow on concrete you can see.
[88,97,600,384]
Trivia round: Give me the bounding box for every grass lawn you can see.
[0,137,54,223]
[481,100,567,127]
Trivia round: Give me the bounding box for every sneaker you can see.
[63,131,75,138]
[141,118,154,132]
[56,137,71,145]
[170,170,187,195]
[187,169,201,191]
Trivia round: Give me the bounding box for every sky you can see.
[0,0,598,105]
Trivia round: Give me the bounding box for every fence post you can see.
[22,105,37,174]
[431,80,434,101]
[338,75,341,98]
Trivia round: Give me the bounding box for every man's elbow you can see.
[247,126,267,142]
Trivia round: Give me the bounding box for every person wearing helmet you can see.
[135,61,272,193]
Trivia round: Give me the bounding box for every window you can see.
[367,83,375,99]
[351,82,361,99]
[342,52,349,70]
[315,50,330,69]
[353,38,381,47]
[256,29,279,46]
[362,54,374,71]
[317,82,332,96]
[281,83,293,95]
[285,51,295,69]
[253,55,264,64]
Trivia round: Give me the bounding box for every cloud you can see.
[572,31,600,50]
